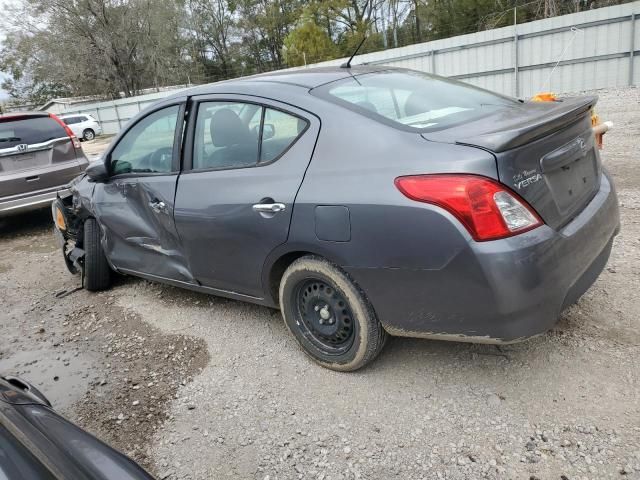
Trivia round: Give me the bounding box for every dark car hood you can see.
[422,96,596,153]
[0,377,154,480]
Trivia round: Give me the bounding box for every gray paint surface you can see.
[63,66,620,343]
[0,377,153,480]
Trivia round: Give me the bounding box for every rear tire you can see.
[83,129,95,141]
[83,218,111,291]
[279,256,387,371]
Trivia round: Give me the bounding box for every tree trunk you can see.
[414,0,421,42]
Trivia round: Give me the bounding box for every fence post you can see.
[514,8,520,97]
[630,13,636,86]
[114,102,122,132]
[431,50,436,74]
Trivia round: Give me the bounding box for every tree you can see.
[237,0,305,71]
[186,0,237,80]
[1,0,186,101]
[0,29,72,106]
[283,17,338,66]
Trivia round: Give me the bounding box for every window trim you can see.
[106,102,186,180]
[183,97,310,174]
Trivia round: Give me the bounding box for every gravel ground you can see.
[0,88,638,480]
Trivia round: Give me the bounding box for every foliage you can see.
[283,16,338,66]
[0,0,632,106]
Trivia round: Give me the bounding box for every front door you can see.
[93,102,192,281]
[174,96,320,298]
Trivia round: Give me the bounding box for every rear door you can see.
[93,101,191,281]
[174,95,319,297]
[0,115,83,198]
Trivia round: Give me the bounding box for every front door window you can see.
[110,105,179,175]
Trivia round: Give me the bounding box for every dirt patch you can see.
[0,209,208,473]
[81,135,115,160]
[70,301,209,470]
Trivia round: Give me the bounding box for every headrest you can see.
[210,109,251,147]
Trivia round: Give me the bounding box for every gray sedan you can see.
[52,66,620,371]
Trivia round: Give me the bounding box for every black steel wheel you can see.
[280,255,387,371]
[295,279,356,355]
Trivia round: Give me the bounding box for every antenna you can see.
[540,26,584,93]
[341,35,367,69]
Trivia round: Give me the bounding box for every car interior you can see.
[194,102,307,170]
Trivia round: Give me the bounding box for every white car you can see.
[59,114,103,141]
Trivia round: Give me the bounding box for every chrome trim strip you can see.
[0,191,59,212]
[0,137,69,158]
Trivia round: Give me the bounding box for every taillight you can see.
[49,113,81,149]
[394,174,543,242]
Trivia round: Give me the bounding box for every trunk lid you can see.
[0,114,82,197]
[422,96,601,230]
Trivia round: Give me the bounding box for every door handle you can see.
[252,203,286,213]
[149,200,167,213]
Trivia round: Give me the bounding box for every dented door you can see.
[93,175,192,281]
[92,101,191,282]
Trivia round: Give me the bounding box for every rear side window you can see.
[0,117,68,149]
[193,102,308,170]
[314,70,517,132]
[260,108,308,164]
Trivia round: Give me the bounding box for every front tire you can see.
[279,256,387,371]
[83,129,95,141]
[83,218,111,291]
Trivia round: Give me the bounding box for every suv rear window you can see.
[0,116,68,149]
[313,70,517,132]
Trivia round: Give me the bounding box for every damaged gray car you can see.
[53,66,620,371]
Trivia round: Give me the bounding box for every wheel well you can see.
[268,251,312,305]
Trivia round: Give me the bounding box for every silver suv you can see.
[0,112,89,217]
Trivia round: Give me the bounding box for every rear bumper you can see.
[346,172,620,343]
[0,186,71,217]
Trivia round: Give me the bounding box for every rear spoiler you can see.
[424,96,597,153]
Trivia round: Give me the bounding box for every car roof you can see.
[0,112,50,121]
[173,65,391,98]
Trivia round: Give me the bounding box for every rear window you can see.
[314,70,517,132]
[0,117,68,148]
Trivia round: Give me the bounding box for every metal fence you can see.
[45,1,640,135]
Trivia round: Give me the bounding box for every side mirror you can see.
[85,159,109,183]
[262,123,275,141]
